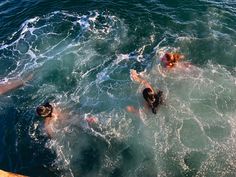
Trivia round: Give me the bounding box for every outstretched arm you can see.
[0,74,33,95]
[130,69,154,92]
[85,116,99,125]
[0,80,24,95]
[126,106,147,125]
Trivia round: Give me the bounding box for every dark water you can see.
[0,0,236,176]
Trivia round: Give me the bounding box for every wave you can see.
[1,9,236,177]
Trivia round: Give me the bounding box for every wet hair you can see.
[165,53,172,62]
[143,88,163,114]
[36,102,53,118]
[143,88,154,103]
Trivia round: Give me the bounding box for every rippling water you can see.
[0,0,236,177]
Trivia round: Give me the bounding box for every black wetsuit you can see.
[143,88,163,114]
[151,91,163,114]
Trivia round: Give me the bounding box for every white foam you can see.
[115,54,129,64]
[3,9,236,176]
[0,0,9,7]
[0,9,127,80]
[176,36,196,42]
[88,11,99,22]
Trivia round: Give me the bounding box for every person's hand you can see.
[130,69,138,80]
[130,69,143,83]
[126,106,137,113]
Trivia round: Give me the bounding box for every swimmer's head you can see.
[143,88,156,114]
[36,102,53,118]
[143,88,155,103]
[143,88,164,114]
[165,53,172,62]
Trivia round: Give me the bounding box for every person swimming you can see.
[36,102,53,118]
[36,102,62,137]
[160,52,184,68]
[143,88,163,114]
[36,102,100,136]
[130,69,164,114]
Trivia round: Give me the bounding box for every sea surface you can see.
[0,0,236,177]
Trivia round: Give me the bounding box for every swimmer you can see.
[36,102,63,137]
[36,102,99,136]
[143,87,164,114]
[130,69,164,114]
[0,73,33,95]
[160,52,184,69]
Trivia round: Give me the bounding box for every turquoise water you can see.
[0,0,236,176]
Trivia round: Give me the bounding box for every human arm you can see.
[0,170,28,177]
[130,69,154,92]
[0,73,33,95]
[126,106,147,124]
[126,106,140,117]
[0,79,25,95]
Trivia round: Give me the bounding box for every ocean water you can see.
[0,0,236,177]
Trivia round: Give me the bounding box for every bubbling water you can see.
[141,57,236,176]
[1,9,236,177]
[0,10,126,79]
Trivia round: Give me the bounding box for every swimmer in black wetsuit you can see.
[130,69,164,114]
[142,88,163,114]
